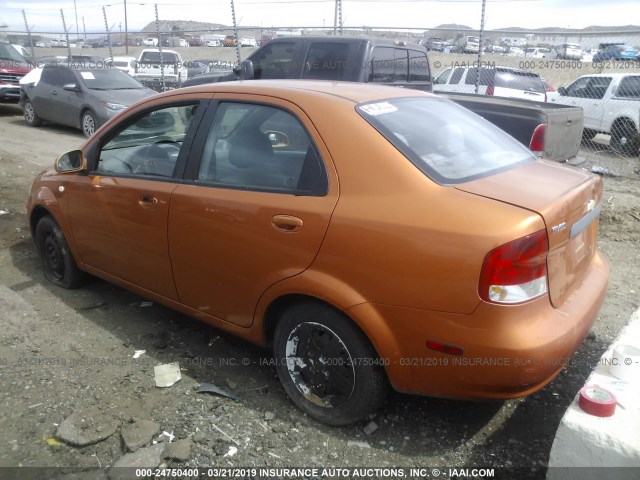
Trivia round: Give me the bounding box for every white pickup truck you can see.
[548,73,640,155]
[136,48,188,89]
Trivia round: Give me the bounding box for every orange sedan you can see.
[27,81,609,425]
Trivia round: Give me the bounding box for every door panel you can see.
[169,97,338,327]
[67,177,179,300]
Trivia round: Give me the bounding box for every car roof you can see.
[180,80,433,105]
[267,35,423,49]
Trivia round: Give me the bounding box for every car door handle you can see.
[138,194,158,208]
[272,215,303,233]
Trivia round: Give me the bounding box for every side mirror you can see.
[63,83,79,92]
[55,150,86,173]
[233,60,254,80]
[557,86,567,96]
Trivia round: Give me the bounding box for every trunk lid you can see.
[456,160,602,307]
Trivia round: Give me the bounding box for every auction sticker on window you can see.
[80,72,95,80]
[360,102,398,116]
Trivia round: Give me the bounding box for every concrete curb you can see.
[547,307,640,479]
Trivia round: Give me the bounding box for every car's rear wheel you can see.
[81,110,97,137]
[273,302,389,426]
[610,121,639,156]
[35,216,87,289]
[24,100,42,127]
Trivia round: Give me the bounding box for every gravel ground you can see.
[0,101,638,479]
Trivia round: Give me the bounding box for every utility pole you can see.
[73,0,79,46]
[230,0,241,63]
[154,3,165,91]
[83,16,87,44]
[60,9,72,61]
[103,6,113,61]
[475,0,487,94]
[22,10,34,61]
[124,0,129,54]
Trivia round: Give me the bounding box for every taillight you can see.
[486,85,494,96]
[529,123,546,152]
[479,230,549,304]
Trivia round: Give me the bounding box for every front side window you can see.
[249,42,296,80]
[197,102,327,195]
[96,104,198,177]
[357,97,535,184]
[302,43,350,80]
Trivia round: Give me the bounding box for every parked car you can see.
[455,35,480,54]
[179,39,189,48]
[548,73,640,155]
[20,64,156,136]
[28,81,609,426]
[0,41,31,103]
[188,38,203,47]
[593,45,638,62]
[507,47,525,57]
[433,66,547,102]
[223,35,237,47]
[106,56,138,76]
[556,43,583,60]
[143,38,159,47]
[420,37,446,52]
[259,35,273,46]
[136,49,188,88]
[206,39,221,47]
[485,44,507,54]
[524,47,556,59]
[240,37,257,47]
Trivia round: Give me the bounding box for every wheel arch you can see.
[611,116,638,133]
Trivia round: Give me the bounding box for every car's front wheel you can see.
[35,215,87,289]
[81,110,97,137]
[273,302,389,426]
[23,100,42,127]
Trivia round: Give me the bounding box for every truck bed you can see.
[437,92,584,163]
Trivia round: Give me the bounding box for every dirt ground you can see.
[0,101,638,479]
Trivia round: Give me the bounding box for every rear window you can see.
[495,70,545,93]
[356,97,535,184]
[140,52,179,64]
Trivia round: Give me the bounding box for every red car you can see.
[0,41,31,103]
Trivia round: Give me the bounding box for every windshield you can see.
[0,43,25,62]
[357,97,535,184]
[79,69,145,90]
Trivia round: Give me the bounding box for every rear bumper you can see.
[347,249,609,400]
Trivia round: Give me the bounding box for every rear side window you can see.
[408,50,430,82]
[449,68,464,84]
[357,97,535,184]
[302,43,350,80]
[370,47,395,82]
[495,70,545,93]
[616,76,640,98]
[465,68,493,86]
[197,102,328,195]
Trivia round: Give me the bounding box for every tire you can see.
[23,100,42,127]
[610,121,639,156]
[273,302,389,426]
[581,129,597,142]
[81,110,97,138]
[35,216,87,289]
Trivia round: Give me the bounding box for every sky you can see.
[1,0,639,36]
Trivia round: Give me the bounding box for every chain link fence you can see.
[1,5,639,155]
